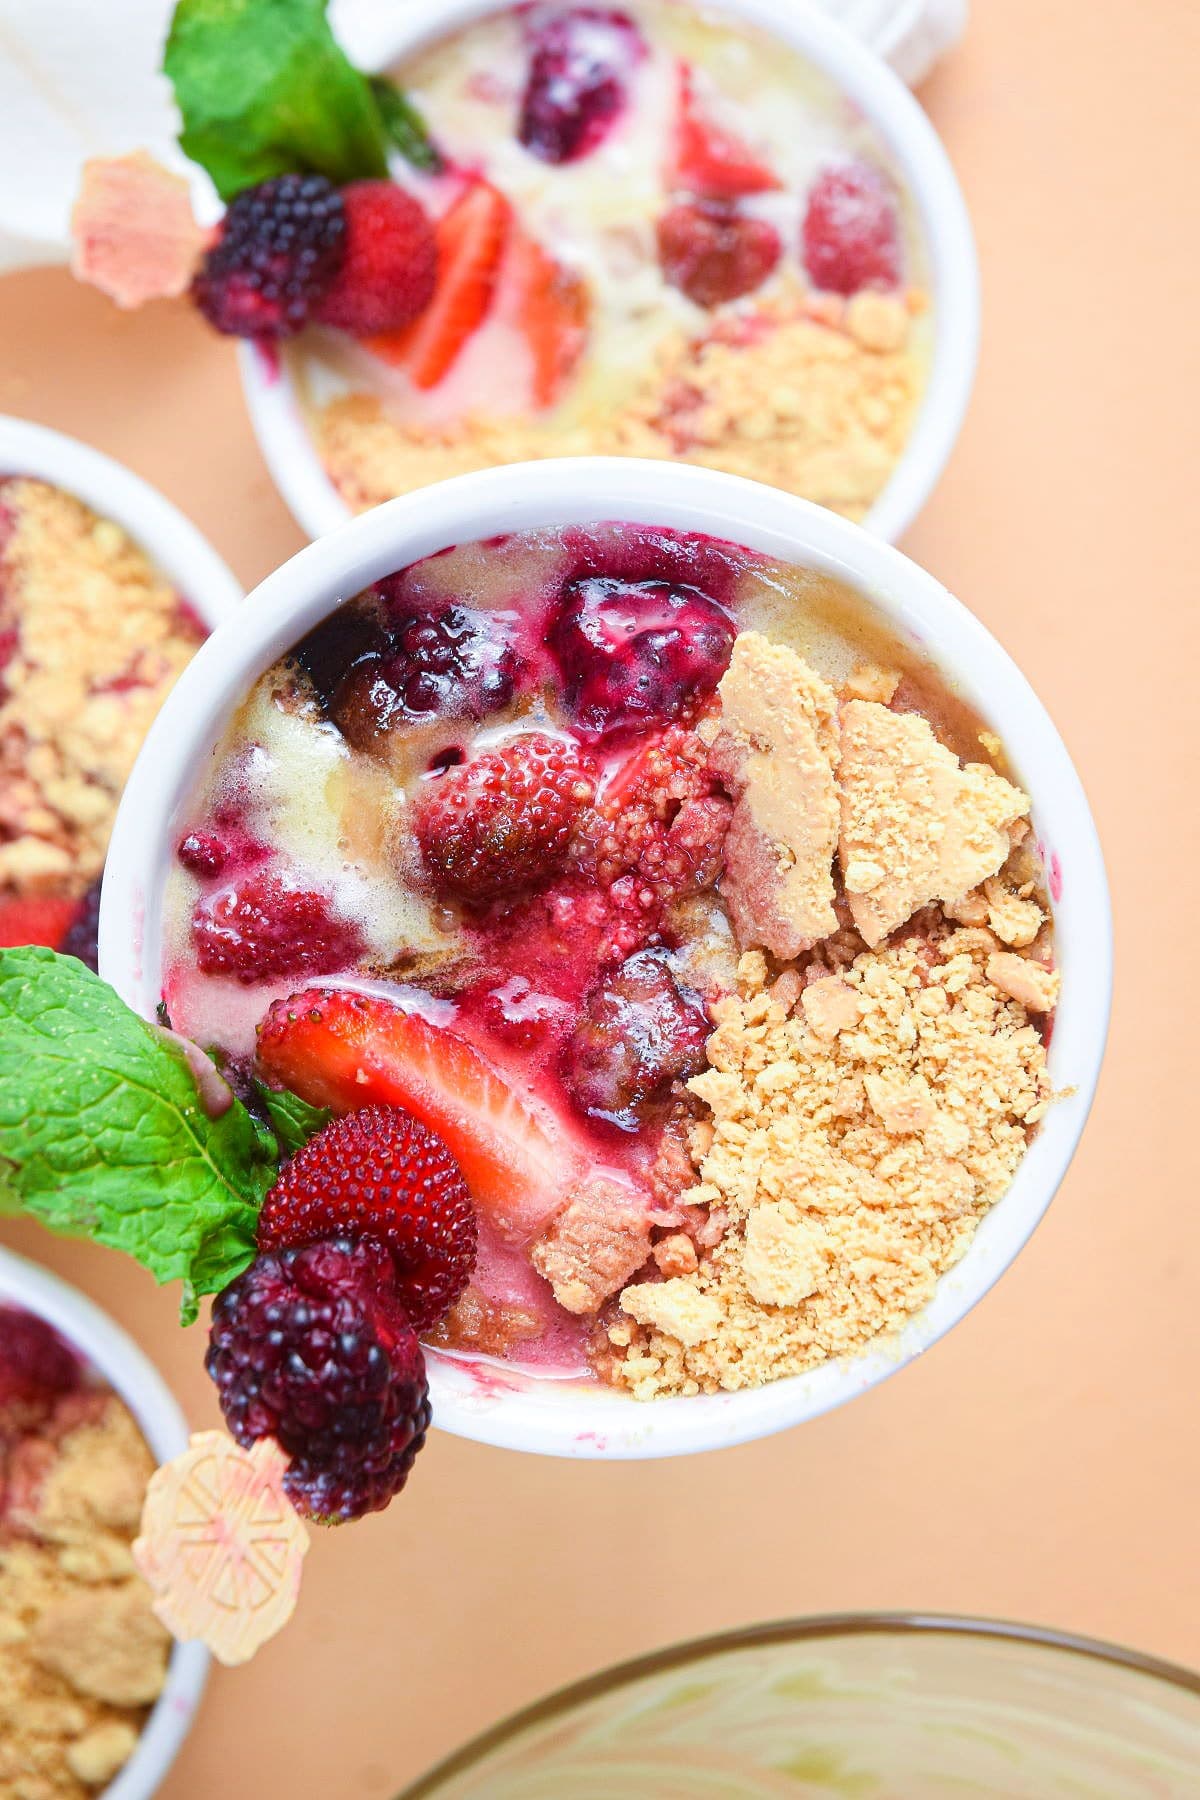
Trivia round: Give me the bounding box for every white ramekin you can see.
[0,416,242,628]
[0,1248,208,1800]
[239,0,980,544]
[99,459,1111,1461]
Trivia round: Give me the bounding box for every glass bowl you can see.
[399,1614,1200,1798]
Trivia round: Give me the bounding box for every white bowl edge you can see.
[98,459,1111,1461]
[237,0,980,546]
[0,1249,208,1799]
[0,415,242,629]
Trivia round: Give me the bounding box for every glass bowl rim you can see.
[400,1611,1200,1798]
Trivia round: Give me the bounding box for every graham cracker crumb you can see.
[620,1279,724,1348]
[315,284,924,526]
[983,875,1045,948]
[612,925,1053,1398]
[0,1394,168,1798]
[986,951,1060,1013]
[710,633,840,958]
[0,478,202,896]
[529,1176,652,1315]
[841,662,900,705]
[837,699,1030,947]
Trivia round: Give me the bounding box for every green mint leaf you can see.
[255,1083,332,1160]
[0,948,278,1321]
[368,77,442,173]
[165,0,388,201]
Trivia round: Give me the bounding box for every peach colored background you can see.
[3,3,1199,1793]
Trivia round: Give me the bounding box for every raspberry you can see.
[193,173,346,339]
[519,8,645,164]
[548,574,735,740]
[656,201,782,308]
[313,181,437,337]
[801,162,902,296]
[414,733,597,906]
[561,950,710,1127]
[256,1106,476,1331]
[206,1238,430,1523]
[190,872,364,984]
[177,832,229,878]
[0,1307,81,1416]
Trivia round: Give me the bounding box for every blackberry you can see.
[330,603,520,750]
[206,1238,430,1523]
[193,174,347,339]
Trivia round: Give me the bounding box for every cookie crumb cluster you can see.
[609,925,1056,1398]
[0,478,202,897]
[0,1392,170,1797]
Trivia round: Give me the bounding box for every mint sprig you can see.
[165,0,435,201]
[369,78,443,175]
[0,949,320,1324]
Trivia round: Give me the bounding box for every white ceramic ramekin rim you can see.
[0,415,242,629]
[99,459,1111,1460]
[238,0,980,545]
[0,1247,208,1799]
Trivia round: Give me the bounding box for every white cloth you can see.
[0,0,967,274]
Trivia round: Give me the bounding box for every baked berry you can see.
[561,949,710,1127]
[314,181,437,337]
[206,1238,430,1523]
[190,872,364,984]
[519,8,645,164]
[193,173,346,339]
[292,604,387,710]
[0,1307,81,1416]
[549,574,735,740]
[256,1106,476,1331]
[657,201,782,307]
[177,832,229,879]
[801,161,902,295]
[414,732,597,905]
[332,603,519,750]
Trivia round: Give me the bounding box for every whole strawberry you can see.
[257,1106,476,1330]
[206,1237,430,1523]
[414,732,596,906]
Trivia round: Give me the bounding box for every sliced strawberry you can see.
[368,182,511,389]
[671,64,780,199]
[513,235,591,410]
[257,987,569,1243]
[0,895,80,951]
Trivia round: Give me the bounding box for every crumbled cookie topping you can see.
[610,929,1055,1399]
[837,699,1030,947]
[708,633,840,960]
[315,286,924,525]
[0,478,202,896]
[0,1394,170,1797]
